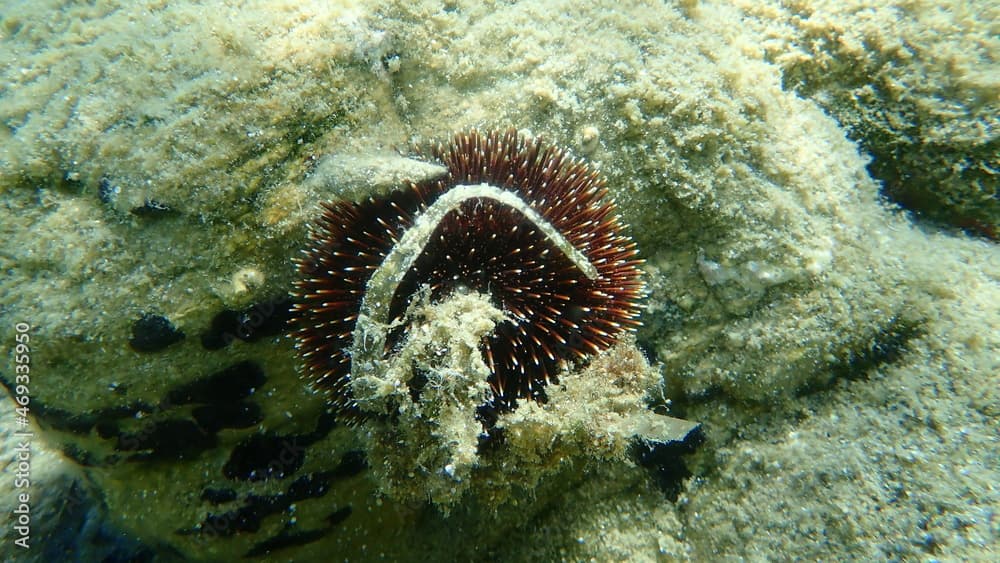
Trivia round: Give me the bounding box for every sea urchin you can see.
[291,128,645,416]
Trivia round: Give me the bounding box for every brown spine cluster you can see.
[292,129,644,414]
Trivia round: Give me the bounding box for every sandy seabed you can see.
[0,1,997,561]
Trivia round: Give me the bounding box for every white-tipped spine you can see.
[351,182,598,379]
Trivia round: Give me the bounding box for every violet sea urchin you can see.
[291,128,645,415]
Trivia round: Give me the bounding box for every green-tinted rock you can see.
[0,1,996,561]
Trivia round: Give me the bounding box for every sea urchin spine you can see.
[292,128,645,414]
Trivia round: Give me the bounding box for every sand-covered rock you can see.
[733,0,999,235]
[1,1,996,561]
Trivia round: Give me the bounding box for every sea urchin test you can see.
[291,128,646,416]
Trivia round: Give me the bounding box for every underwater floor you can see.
[1,1,997,561]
